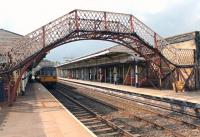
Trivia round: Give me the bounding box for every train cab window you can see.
[37,67,57,77]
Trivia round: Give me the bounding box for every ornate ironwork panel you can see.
[0,9,194,78]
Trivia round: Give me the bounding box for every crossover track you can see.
[49,88,135,137]
[56,81,200,137]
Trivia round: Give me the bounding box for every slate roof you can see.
[0,29,23,53]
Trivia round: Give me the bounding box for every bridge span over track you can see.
[0,9,196,105]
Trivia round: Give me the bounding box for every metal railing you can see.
[0,9,194,73]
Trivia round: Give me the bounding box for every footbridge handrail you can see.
[0,9,194,73]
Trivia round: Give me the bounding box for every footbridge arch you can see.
[0,9,195,105]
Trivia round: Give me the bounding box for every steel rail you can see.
[54,88,135,137]
[56,82,187,137]
[57,81,200,135]
[59,79,200,118]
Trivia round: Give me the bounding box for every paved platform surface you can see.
[59,78,200,107]
[0,82,96,137]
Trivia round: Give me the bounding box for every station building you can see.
[57,31,200,91]
[0,29,31,102]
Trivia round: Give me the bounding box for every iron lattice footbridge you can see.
[0,9,194,78]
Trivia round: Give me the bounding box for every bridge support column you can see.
[6,73,15,106]
[10,61,32,106]
[2,74,12,104]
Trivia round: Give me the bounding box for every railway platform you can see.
[58,78,200,110]
[0,82,96,137]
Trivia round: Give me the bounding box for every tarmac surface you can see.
[0,82,96,137]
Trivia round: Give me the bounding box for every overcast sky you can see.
[1,0,200,62]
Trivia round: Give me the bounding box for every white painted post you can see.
[113,66,117,84]
[123,64,125,85]
[105,68,107,83]
[21,73,25,93]
[135,60,139,87]
[81,68,84,80]
[131,64,133,86]
[110,67,112,83]
[89,68,92,80]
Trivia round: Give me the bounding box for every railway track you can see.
[58,79,199,118]
[56,81,200,137]
[57,80,200,121]
[49,88,135,137]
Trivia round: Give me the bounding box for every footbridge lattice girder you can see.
[0,9,196,105]
[0,9,195,83]
[0,9,194,73]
